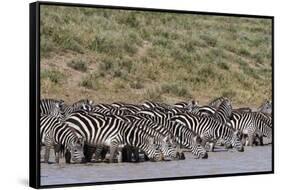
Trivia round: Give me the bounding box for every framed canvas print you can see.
[29,1,274,188]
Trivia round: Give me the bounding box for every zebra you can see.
[65,112,163,163]
[40,99,64,118]
[173,100,198,111]
[191,105,216,116]
[230,111,259,146]
[258,100,272,115]
[136,109,208,159]
[40,114,85,164]
[208,98,240,150]
[61,99,94,119]
[251,112,272,146]
[170,112,244,152]
[208,97,227,108]
[142,101,172,112]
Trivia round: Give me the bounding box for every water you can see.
[41,145,272,186]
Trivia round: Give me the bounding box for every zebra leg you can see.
[100,147,108,160]
[132,147,140,162]
[65,149,71,164]
[209,142,215,152]
[122,146,128,162]
[83,144,95,162]
[94,146,103,161]
[247,134,255,146]
[259,136,264,146]
[241,134,247,146]
[109,144,118,163]
[54,144,61,163]
[44,146,51,163]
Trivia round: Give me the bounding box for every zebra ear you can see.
[89,100,94,105]
[55,102,60,108]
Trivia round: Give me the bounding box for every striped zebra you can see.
[173,100,198,111]
[40,99,64,118]
[136,109,208,159]
[208,99,240,150]
[208,97,227,108]
[170,112,244,152]
[252,112,272,146]
[191,105,216,116]
[65,112,163,162]
[40,114,85,164]
[61,99,93,119]
[230,111,257,146]
[142,101,172,112]
[258,100,272,114]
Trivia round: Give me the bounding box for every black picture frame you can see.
[30,1,274,189]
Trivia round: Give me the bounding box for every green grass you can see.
[40,5,272,106]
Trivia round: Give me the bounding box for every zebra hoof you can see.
[179,153,185,160]
[238,146,244,152]
[202,153,208,159]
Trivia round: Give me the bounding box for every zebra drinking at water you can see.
[170,112,244,152]
[40,114,85,164]
[136,108,208,159]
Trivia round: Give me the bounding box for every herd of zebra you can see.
[40,97,272,164]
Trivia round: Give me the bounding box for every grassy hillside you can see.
[40,5,272,107]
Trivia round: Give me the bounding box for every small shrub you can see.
[200,34,217,47]
[62,38,84,53]
[145,87,162,102]
[218,61,229,70]
[238,47,251,57]
[222,90,236,99]
[80,74,99,90]
[98,58,114,72]
[197,66,216,78]
[161,83,188,97]
[67,59,88,72]
[112,79,126,90]
[130,80,144,89]
[41,70,65,84]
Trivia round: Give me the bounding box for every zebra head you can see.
[67,137,85,163]
[145,138,163,162]
[227,130,244,152]
[190,136,208,159]
[258,100,272,114]
[158,136,178,160]
[169,114,208,159]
